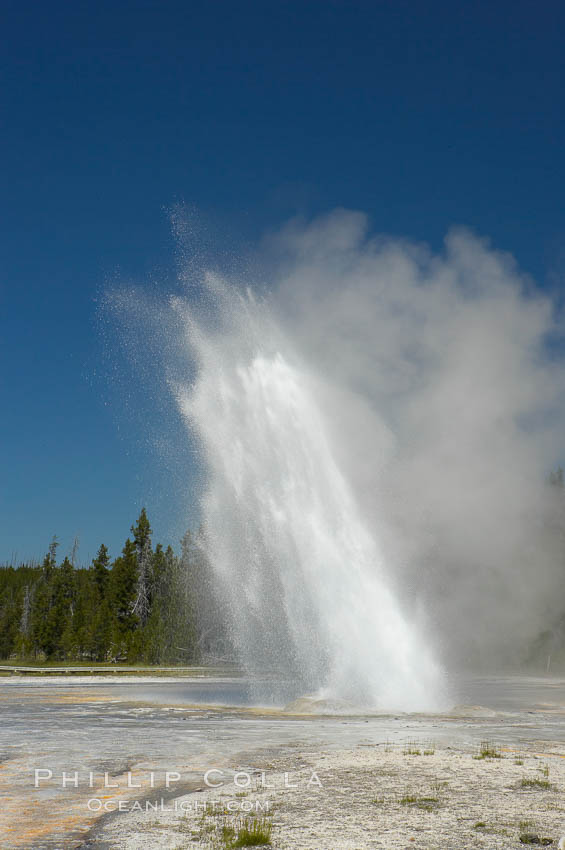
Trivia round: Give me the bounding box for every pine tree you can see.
[92,544,110,600]
[131,509,153,628]
[0,583,20,659]
[109,539,139,660]
[15,584,33,658]
[42,536,58,582]
[69,569,96,659]
[20,585,31,638]
[90,598,113,661]
[31,540,61,658]
[42,556,75,659]
[131,508,151,556]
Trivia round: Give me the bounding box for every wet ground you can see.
[1,673,565,848]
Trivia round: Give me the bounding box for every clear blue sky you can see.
[2,0,565,564]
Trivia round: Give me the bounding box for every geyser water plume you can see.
[173,276,448,711]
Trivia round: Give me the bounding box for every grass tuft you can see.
[520,777,552,790]
[400,794,440,812]
[473,741,502,760]
[222,825,236,843]
[232,818,272,847]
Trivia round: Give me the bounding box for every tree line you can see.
[0,510,229,664]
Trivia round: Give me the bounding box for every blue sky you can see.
[2,0,565,564]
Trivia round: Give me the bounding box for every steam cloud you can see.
[263,210,565,668]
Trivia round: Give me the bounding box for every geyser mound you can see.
[173,277,448,712]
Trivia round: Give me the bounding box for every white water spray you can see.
[173,275,448,711]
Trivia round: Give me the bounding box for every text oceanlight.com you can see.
[87,798,272,813]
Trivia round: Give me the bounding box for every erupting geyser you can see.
[108,211,565,710]
[173,275,448,711]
